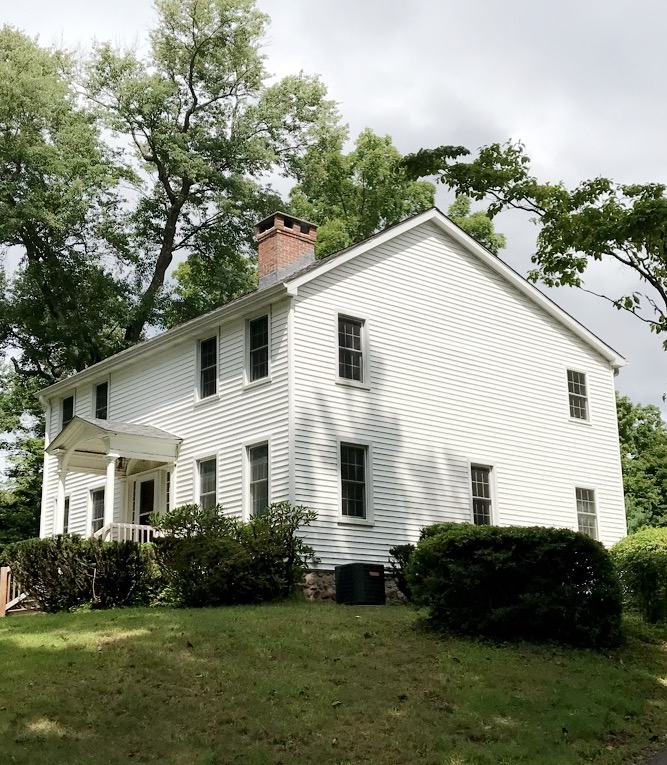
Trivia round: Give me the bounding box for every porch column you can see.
[54,451,70,535]
[104,453,118,527]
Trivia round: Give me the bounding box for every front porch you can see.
[47,416,182,538]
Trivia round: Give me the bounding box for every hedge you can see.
[611,527,667,624]
[406,524,622,648]
[4,535,158,612]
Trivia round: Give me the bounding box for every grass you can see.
[1,604,667,765]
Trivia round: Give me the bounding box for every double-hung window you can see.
[471,465,493,525]
[248,315,269,382]
[338,316,365,383]
[567,370,588,420]
[340,443,367,519]
[199,337,218,399]
[95,382,108,420]
[62,395,74,429]
[248,443,269,516]
[91,489,105,534]
[576,487,597,539]
[198,458,217,509]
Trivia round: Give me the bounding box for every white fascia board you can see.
[287,208,626,370]
[40,283,288,400]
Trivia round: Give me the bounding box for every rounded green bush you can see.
[611,528,667,624]
[407,524,622,648]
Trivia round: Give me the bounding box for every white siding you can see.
[42,298,291,535]
[292,221,626,567]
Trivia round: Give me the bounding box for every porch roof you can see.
[47,416,182,473]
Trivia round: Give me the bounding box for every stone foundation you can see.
[301,569,405,603]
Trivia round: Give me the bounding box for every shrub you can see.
[4,536,157,613]
[388,544,415,600]
[152,502,317,607]
[611,528,667,624]
[407,524,622,648]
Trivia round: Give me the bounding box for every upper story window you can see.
[338,316,365,383]
[61,395,74,429]
[198,458,217,509]
[567,370,588,420]
[576,487,597,539]
[199,336,218,399]
[248,315,270,382]
[95,382,108,420]
[248,443,269,516]
[340,443,367,519]
[471,465,493,525]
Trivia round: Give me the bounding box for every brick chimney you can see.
[256,212,317,288]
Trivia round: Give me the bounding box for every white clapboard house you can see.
[38,208,628,568]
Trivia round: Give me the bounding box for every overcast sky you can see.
[3,0,666,407]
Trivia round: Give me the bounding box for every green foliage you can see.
[447,195,506,255]
[4,536,158,612]
[403,140,667,339]
[289,128,436,258]
[611,528,667,624]
[387,544,415,600]
[407,524,622,648]
[616,393,667,532]
[151,501,317,606]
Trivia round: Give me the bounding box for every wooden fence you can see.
[0,566,27,617]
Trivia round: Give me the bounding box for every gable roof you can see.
[47,416,181,454]
[39,207,625,400]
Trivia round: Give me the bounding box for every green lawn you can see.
[1,603,667,765]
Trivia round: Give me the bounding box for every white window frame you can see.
[335,312,371,390]
[61,393,75,430]
[195,333,219,403]
[575,486,598,540]
[566,368,590,423]
[468,462,496,526]
[244,439,271,519]
[196,456,218,510]
[337,438,374,526]
[89,486,106,536]
[244,309,272,388]
[93,378,110,420]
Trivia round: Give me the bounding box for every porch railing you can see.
[0,566,27,617]
[93,522,162,544]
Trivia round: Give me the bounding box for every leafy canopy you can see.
[403,141,667,340]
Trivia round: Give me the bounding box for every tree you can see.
[446,195,506,255]
[616,393,667,533]
[1,1,342,387]
[403,141,667,342]
[289,129,436,258]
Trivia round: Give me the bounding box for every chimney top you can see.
[256,211,318,289]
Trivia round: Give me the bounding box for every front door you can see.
[136,477,156,526]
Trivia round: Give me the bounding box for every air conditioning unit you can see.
[335,563,386,605]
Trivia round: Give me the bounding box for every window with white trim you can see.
[576,487,597,539]
[62,395,74,429]
[198,458,217,509]
[340,443,367,518]
[95,382,108,420]
[248,443,269,516]
[471,465,492,525]
[63,496,70,534]
[567,370,588,420]
[338,316,364,382]
[248,315,270,382]
[91,489,105,534]
[199,337,218,399]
